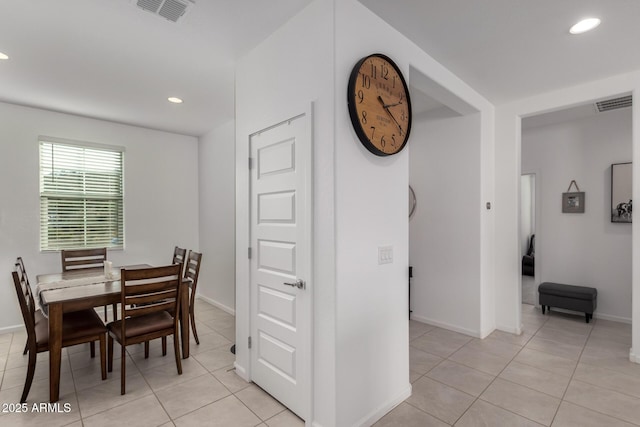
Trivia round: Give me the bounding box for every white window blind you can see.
[39,139,124,251]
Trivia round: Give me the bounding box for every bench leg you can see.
[541,305,545,314]
[585,313,590,323]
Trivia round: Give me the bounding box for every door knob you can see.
[283,279,305,289]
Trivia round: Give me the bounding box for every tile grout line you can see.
[449,307,551,426]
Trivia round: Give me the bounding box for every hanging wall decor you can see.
[611,162,632,223]
[562,180,585,213]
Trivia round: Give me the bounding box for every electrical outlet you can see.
[378,246,393,264]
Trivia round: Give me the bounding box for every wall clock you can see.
[347,53,412,156]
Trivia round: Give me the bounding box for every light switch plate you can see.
[378,246,393,264]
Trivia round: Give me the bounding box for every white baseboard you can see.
[630,349,640,364]
[352,384,412,427]
[545,307,631,324]
[233,362,249,381]
[197,295,235,315]
[495,323,522,335]
[0,324,24,335]
[411,314,481,338]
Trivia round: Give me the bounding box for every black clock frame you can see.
[347,53,412,156]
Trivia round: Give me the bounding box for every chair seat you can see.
[34,309,106,349]
[107,311,174,341]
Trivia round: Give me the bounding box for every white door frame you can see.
[235,102,314,422]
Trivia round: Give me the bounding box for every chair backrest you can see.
[12,260,36,345]
[120,264,182,329]
[172,246,186,265]
[172,246,187,276]
[184,250,202,290]
[61,248,107,272]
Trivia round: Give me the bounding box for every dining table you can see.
[36,264,191,403]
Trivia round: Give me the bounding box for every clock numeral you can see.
[399,93,404,104]
[380,135,386,148]
[370,126,376,139]
[401,110,406,121]
[370,62,377,79]
[361,74,371,89]
[381,65,389,80]
[391,134,396,147]
[357,90,364,104]
[361,110,367,124]
[392,75,396,88]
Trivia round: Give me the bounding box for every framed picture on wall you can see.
[611,162,632,223]
[562,192,585,213]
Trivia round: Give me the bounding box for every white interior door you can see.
[250,112,311,420]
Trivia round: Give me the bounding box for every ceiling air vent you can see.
[134,0,194,23]
[595,95,632,113]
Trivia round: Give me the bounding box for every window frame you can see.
[38,136,125,252]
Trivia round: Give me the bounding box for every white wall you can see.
[522,109,632,321]
[198,121,236,313]
[409,113,483,336]
[236,1,494,424]
[235,1,336,425]
[494,70,640,362]
[0,101,199,332]
[334,1,494,424]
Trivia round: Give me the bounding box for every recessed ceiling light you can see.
[570,18,601,35]
[168,97,183,104]
[0,52,8,60]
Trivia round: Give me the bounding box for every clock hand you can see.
[377,96,404,136]
[377,95,402,108]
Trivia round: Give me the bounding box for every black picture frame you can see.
[611,162,632,223]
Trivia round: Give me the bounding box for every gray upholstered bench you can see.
[538,282,597,323]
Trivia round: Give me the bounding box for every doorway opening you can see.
[408,66,482,336]
[519,95,633,323]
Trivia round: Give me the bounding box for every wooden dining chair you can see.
[144,250,202,353]
[172,246,187,274]
[60,248,114,321]
[12,261,107,403]
[107,264,183,395]
[61,247,108,271]
[16,257,33,355]
[184,250,203,344]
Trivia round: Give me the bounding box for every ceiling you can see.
[0,0,312,137]
[361,0,640,105]
[1,1,639,137]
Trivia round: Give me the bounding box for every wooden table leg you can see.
[181,283,190,358]
[48,303,63,402]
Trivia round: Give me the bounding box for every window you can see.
[39,137,124,251]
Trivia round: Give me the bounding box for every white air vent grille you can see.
[596,95,632,112]
[135,0,193,23]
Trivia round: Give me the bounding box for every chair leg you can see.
[108,335,114,372]
[99,336,107,380]
[112,303,118,321]
[189,288,200,345]
[190,305,199,345]
[162,336,167,356]
[144,341,150,359]
[173,332,182,375]
[121,344,126,395]
[20,348,37,403]
[104,305,108,322]
[90,341,96,358]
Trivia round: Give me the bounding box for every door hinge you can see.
[248,247,252,259]
[248,336,252,349]
[248,157,253,170]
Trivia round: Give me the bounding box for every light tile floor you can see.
[377,304,640,426]
[2,302,638,426]
[0,300,303,427]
